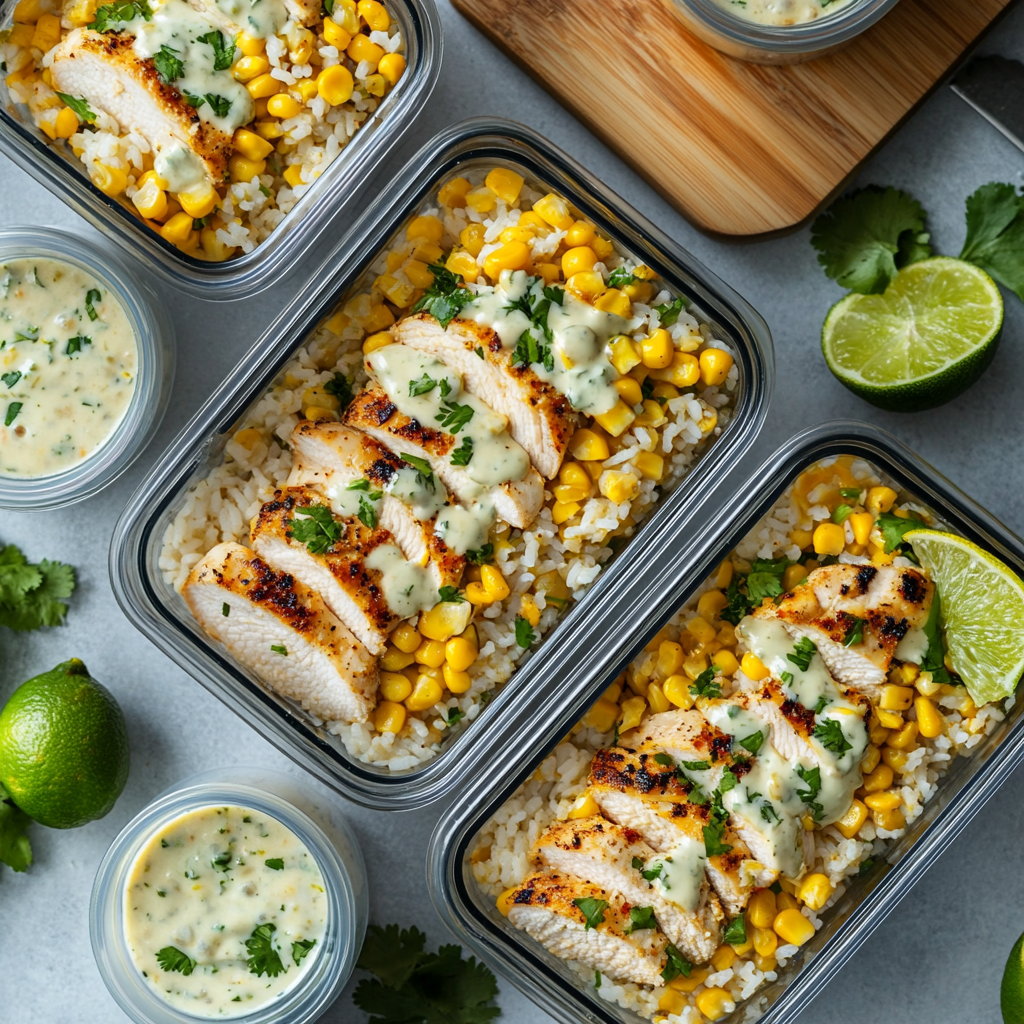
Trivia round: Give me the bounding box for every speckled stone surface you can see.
[3,2,1024,1021]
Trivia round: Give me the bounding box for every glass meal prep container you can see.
[108,118,774,811]
[427,421,1024,1024]
[0,0,441,300]
[667,0,901,63]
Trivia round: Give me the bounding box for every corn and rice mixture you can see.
[159,164,741,771]
[471,455,1013,1023]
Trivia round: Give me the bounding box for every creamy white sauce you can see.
[124,804,327,1019]
[387,465,447,521]
[0,258,137,478]
[320,476,380,520]
[895,626,929,664]
[433,501,494,556]
[713,0,855,26]
[364,542,437,619]
[649,837,707,913]
[207,0,288,36]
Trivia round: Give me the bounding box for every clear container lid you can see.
[0,226,174,510]
[427,420,1024,1024]
[0,0,441,301]
[107,117,774,810]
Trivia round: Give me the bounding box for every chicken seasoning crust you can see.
[1,0,405,260]
[161,166,740,771]
[472,456,1014,1023]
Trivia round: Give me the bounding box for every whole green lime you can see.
[1002,931,1024,1023]
[0,659,129,829]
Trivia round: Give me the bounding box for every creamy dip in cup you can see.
[711,0,856,25]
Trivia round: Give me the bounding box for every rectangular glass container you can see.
[427,420,1024,1023]
[0,0,441,300]
[108,118,774,810]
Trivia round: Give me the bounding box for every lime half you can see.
[1002,931,1024,1024]
[822,257,1003,412]
[904,530,1024,706]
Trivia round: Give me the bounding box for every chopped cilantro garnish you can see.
[357,495,378,530]
[796,764,824,821]
[56,93,97,122]
[288,504,341,555]
[738,730,764,755]
[654,296,687,326]
[465,543,494,565]
[84,288,102,321]
[264,858,284,871]
[627,906,657,933]
[65,335,91,356]
[322,372,353,409]
[724,916,747,945]
[1,371,21,389]
[689,665,720,699]
[787,637,817,672]
[435,399,474,434]
[813,717,852,754]
[572,896,608,931]
[843,617,865,647]
[408,373,437,396]
[661,943,692,983]
[152,44,184,84]
[450,436,474,466]
[4,402,22,427]
[412,260,472,329]
[89,0,152,33]
[514,615,535,648]
[877,510,928,553]
[197,30,236,71]
[291,938,316,966]
[155,946,196,976]
[438,586,464,604]
[271,644,287,656]
[245,922,286,978]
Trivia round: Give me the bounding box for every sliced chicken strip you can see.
[533,817,722,962]
[343,386,544,530]
[506,873,668,987]
[288,420,464,590]
[249,487,401,656]
[49,29,234,185]
[393,313,575,479]
[183,542,377,722]
[756,563,933,696]
[626,708,734,778]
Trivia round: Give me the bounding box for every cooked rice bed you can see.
[471,454,1011,1023]
[159,162,742,773]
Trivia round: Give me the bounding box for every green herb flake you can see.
[465,543,494,566]
[357,495,378,530]
[813,717,852,755]
[152,44,184,84]
[514,615,536,648]
[1,371,21,389]
[689,665,721,699]
[654,296,687,326]
[291,938,316,966]
[156,946,196,976]
[843,617,865,647]
[661,943,692,983]
[572,896,609,931]
[65,335,91,356]
[738,730,764,755]
[85,288,102,321]
[288,503,342,555]
[408,373,437,397]
[197,30,236,71]
[412,260,473,329]
[723,915,747,946]
[221,602,230,617]
[89,0,152,32]
[787,637,818,672]
[4,402,22,427]
[450,435,474,466]
[245,922,287,978]
[435,398,474,434]
[438,585,464,604]
[271,644,288,656]
[627,906,657,933]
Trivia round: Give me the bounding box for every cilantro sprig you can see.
[56,93,97,123]
[89,0,152,32]
[0,542,76,632]
[197,30,236,72]
[287,504,342,555]
[412,261,473,329]
[0,782,33,872]
[156,946,196,976]
[245,922,286,978]
[152,44,184,85]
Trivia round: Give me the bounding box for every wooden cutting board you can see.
[451,0,1015,236]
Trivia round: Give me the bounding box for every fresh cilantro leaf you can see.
[796,764,824,821]
[654,296,687,326]
[347,478,370,491]
[702,819,732,857]
[661,943,692,983]
[465,543,493,565]
[573,897,608,930]
[719,769,738,793]
[813,717,852,755]
[0,783,32,872]
[594,971,602,989]
[684,781,709,805]
[0,548,75,632]
[511,328,554,373]
[787,637,818,672]
[204,93,232,118]
[781,670,794,684]
[85,288,102,321]
[1,371,20,389]
[14,326,39,342]
[810,185,931,294]
[508,279,559,373]
[627,906,657,933]
[357,495,378,530]
[412,260,473,329]
[438,378,452,398]
[409,373,437,396]
[689,665,720,699]
[292,938,316,966]
[183,91,205,110]
[66,335,91,356]
[445,708,465,728]
[323,0,334,12]
[152,44,184,84]
[654,752,676,768]
[681,759,710,770]
[738,730,763,755]
[960,182,1024,300]
[608,266,636,288]
[156,946,196,975]
[813,695,831,714]
[843,617,865,647]
[288,504,341,555]
[271,644,287,656]
[858,857,876,876]
[55,92,97,123]
[833,503,854,524]
[631,856,644,870]
[322,372,353,410]
[746,556,791,606]
[877,510,927,553]
[543,285,563,305]
[264,858,284,870]
[89,0,152,31]
[720,574,753,625]
[450,436,474,466]
[640,861,663,882]
[514,615,535,648]
[401,453,435,488]
[438,586,464,604]
[760,801,781,825]
[840,487,863,500]
[435,399,474,434]
[724,916,747,945]
[357,924,426,989]
[920,590,950,683]
[198,30,236,71]
[246,922,286,978]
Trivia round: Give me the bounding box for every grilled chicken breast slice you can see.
[506,873,668,987]
[533,817,722,962]
[183,542,377,722]
[625,708,733,780]
[288,420,464,589]
[393,313,575,479]
[249,487,400,656]
[49,29,233,184]
[343,386,544,529]
[758,563,933,696]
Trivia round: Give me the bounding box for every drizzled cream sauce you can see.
[124,804,327,1019]
[0,258,137,478]
[713,0,855,26]
[364,542,437,619]
[648,836,707,913]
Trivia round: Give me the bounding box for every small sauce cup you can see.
[0,227,173,510]
[90,768,367,1024]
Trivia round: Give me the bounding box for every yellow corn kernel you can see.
[797,873,833,912]
[483,240,531,281]
[773,908,815,946]
[478,167,522,206]
[550,500,581,525]
[650,351,700,388]
[558,462,592,493]
[695,988,735,1022]
[569,427,610,462]
[454,224,485,260]
[419,601,473,643]
[89,163,128,198]
[442,664,471,693]
[887,720,919,750]
[607,335,641,375]
[599,470,639,504]
[782,563,807,591]
[741,652,769,681]
[31,13,61,51]
[862,764,894,793]
[834,798,868,839]
[561,245,597,278]
[405,675,444,712]
[347,32,384,66]
[640,328,673,369]
[159,212,194,246]
[48,105,78,140]
[464,582,491,606]
[709,945,738,972]
[881,747,909,773]
[593,400,636,438]
[357,0,389,29]
[232,54,270,83]
[13,0,47,20]
[246,72,282,99]
[317,63,355,105]
[619,695,646,733]
[747,889,777,929]
[849,511,874,546]
[669,966,710,994]
[776,891,801,912]
[232,126,274,162]
[131,178,168,221]
[462,188,497,216]
[563,271,604,304]
[496,887,517,917]
[301,404,334,423]
[322,16,352,49]
[646,681,671,714]
[178,183,218,219]
[879,683,914,711]
[519,594,541,628]
[915,695,944,738]
[233,427,262,451]
[633,399,666,428]
[592,234,614,261]
[560,220,593,247]
[380,671,413,703]
[475,565,507,603]
[413,639,447,669]
[534,192,574,230]
[232,30,263,56]
[263,92,300,119]
[812,522,846,556]
[860,744,881,774]
[371,50,404,87]
[695,590,727,623]
[687,616,717,646]
[866,485,898,515]
[566,791,600,820]
[254,120,285,140]
[658,990,687,1016]
[789,528,813,550]
[633,451,664,481]
[584,696,619,733]
[873,709,902,731]
[436,176,472,210]
[380,646,415,672]
[657,641,684,678]
[227,153,266,182]
[699,347,733,386]
[709,650,736,678]
[445,636,478,673]
[752,926,778,958]
[374,700,406,734]
[874,806,906,831]
[403,215,442,245]
[662,674,694,709]
[439,249,476,281]
[713,561,732,590]
[613,376,643,408]
[390,622,419,654]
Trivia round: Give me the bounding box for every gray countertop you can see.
[4,2,1024,1021]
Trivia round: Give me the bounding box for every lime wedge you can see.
[822,257,1003,412]
[904,529,1024,705]
[1003,931,1024,1024]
